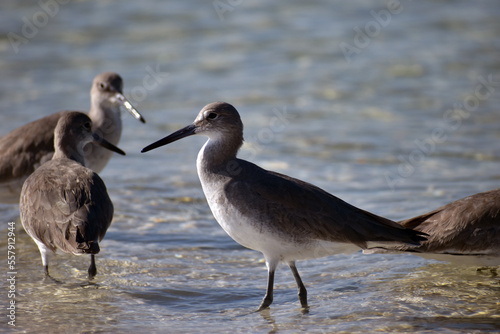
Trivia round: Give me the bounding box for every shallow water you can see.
[1,0,500,333]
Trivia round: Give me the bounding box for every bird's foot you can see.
[256,296,273,312]
[42,272,63,284]
[476,266,498,277]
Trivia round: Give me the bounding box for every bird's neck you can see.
[53,142,86,166]
[88,104,122,145]
[196,134,243,177]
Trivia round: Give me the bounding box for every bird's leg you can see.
[36,241,60,282]
[288,261,308,309]
[41,264,63,284]
[42,269,63,284]
[88,254,97,279]
[258,269,275,311]
[258,259,278,311]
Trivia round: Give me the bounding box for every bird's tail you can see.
[75,226,100,254]
[76,240,100,254]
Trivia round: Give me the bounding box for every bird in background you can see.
[364,188,500,269]
[142,101,427,310]
[20,111,125,280]
[0,72,145,204]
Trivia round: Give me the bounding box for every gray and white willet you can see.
[142,102,427,310]
[20,112,125,279]
[0,72,144,203]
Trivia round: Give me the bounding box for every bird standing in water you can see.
[20,111,125,279]
[142,102,427,310]
[0,72,144,203]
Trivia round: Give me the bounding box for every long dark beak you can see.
[92,133,126,156]
[116,93,146,123]
[141,124,197,153]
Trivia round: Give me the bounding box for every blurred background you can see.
[1,1,499,333]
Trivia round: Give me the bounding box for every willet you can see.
[0,72,144,204]
[142,102,427,310]
[364,189,500,267]
[20,111,125,279]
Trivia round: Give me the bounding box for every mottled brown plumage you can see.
[142,101,427,310]
[22,159,112,255]
[20,112,124,279]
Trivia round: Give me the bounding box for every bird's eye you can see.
[83,122,92,131]
[207,112,218,120]
[98,82,106,90]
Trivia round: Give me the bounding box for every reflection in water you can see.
[1,0,500,332]
[259,308,279,334]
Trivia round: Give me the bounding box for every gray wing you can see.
[398,189,500,254]
[20,159,114,255]
[223,160,426,248]
[0,111,67,183]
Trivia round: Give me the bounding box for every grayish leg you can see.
[33,239,55,281]
[88,254,97,279]
[288,261,308,309]
[258,268,275,311]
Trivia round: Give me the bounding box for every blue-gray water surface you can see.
[1,1,499,333]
